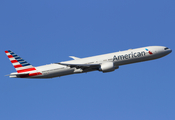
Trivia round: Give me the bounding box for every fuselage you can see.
[9,46,172,78]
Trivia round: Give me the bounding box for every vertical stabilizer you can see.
[5,50,36,73]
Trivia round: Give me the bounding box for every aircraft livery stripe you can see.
[12,62,20,66]
[8,55,13,58]
[14,64,23,68]
[18,61,26,64]
[17,59,25,62]
[9,58,15,61]
[13,55,18,57]
[15,57,22,59]
[17,67,36,73]
[21,63,31,66]
[19,61,27,63]
[6,53,11,55]
[11,60,18,63]
[10,52,16,54]
[19,61,28,65]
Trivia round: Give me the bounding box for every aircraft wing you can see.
[58,62,100,68]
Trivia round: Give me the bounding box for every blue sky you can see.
[0,0,175,120]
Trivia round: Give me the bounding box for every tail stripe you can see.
[16,57,22,60]
[8,55,13,58]
[21,63,31,66]
[19,61,28,64]
[12,62,20,66]
[17,59,25,62]
[13,55,18,57]
[11,60,18,63]
[14,64,23,68]
[9,58,15,60]
[6,53,11,55]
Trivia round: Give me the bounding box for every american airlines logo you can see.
[145,48,153,54]
[113,51,146,61]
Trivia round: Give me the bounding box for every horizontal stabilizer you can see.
[6,72,42,78]
[5,72,29,77]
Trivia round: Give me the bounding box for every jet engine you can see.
[99,62,118,73]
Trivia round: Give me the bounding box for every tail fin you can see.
[5,50,36,73]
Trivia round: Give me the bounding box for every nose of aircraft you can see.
[169,49,172,53]
[164,47,172,55]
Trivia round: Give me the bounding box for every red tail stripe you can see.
[17,67,36,73]
[8,55,13,58]
[14,64,23,68]
[11,60,18,63]
[5,51,9,53]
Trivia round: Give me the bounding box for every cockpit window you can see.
[164,47,169,50]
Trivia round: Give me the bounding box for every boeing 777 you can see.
[5,46,172,78]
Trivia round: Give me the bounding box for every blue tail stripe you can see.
[9,52,13,54]
[18,60,26,63]
[22,63,31,66]
[11,53,15,55]
[15,57,21,60]
[19,61,28,64]
[17,59,25,62]
[13,55,18,57]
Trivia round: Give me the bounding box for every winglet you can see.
[69,56,81,60]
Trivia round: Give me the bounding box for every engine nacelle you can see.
[99,62,118,73]
[74,68,83,73]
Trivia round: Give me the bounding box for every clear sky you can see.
[0,0,175,120]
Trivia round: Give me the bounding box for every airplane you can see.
[5,46,172,79]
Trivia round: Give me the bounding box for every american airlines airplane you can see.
[5,46,172,78]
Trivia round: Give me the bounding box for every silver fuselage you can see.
[9,46,172,78]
